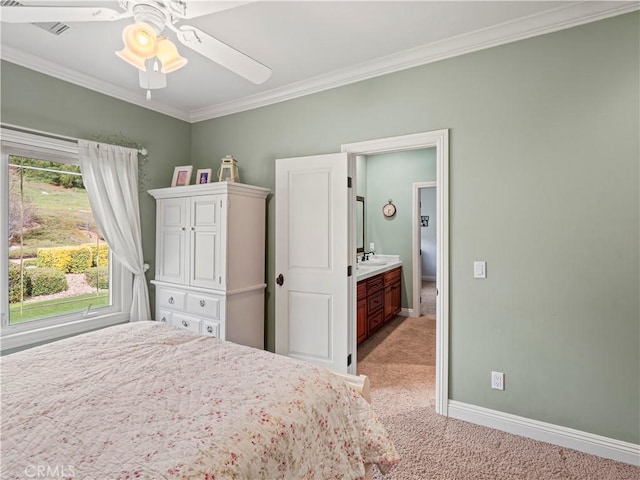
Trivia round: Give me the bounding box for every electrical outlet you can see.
[491,371,504,390]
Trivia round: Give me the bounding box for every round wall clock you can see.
[382,200,396,218]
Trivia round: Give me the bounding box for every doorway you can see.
[342,129,449,416]
[414,182,437,317]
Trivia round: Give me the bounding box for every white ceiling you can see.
[1,1,637,122]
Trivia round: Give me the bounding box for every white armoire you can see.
[148,182,269,349]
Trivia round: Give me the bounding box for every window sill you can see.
[1,313,129,354]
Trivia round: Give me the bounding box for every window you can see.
[1,129,132,351]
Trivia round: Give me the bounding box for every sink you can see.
[356,264,375,270]
[362,261,387,266]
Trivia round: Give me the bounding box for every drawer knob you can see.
[182,320,188,327]
[168,296,174,305]
[199,299,206,307]
[207,326,214,334]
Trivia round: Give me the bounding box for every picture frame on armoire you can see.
[196,168,212,184]
[171,166,193,187]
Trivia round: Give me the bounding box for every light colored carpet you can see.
[420,280,436,317]
[357,315,639,479]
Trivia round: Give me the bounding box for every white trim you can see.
[193,1,639,121]
[422,276,436,281]
[1,127,78,155]
[1,47,191,123]
[1,315,129,352]
[2,3,637,123]
[342,129,450,416]
[413,182,436,318]
[448,400,640,466]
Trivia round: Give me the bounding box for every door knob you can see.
[276,274,284,286]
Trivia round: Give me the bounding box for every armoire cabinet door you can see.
[156,197,188,284]
[189,195,223,289]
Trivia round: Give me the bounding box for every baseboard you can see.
[400,308,413,317]
[422,275,436,281]
[448,400,640,466]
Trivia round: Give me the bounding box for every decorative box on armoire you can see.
[148,182,269,349]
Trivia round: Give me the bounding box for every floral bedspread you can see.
[1,321,398,479]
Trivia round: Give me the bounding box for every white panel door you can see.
[275,153,353,374]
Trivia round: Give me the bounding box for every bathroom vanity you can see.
[356,256,402,344]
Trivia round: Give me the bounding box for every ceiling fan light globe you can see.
[115,47,147,71]
[156,37,188,74]
[121,22,158,59]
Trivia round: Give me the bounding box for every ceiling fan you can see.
[0,1,272,98]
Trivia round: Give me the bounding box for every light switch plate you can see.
[474,261,486,279]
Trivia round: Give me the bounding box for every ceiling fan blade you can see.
[0,6,128,23]
[176,25,271,84]
[180,1,255,19]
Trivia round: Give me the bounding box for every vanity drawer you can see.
[368,308,384,332]
[367,289,384,314]
[171,313,202,334]
[384,267,401,285]
[156,287,185,310]
[185,292,221,320]
[366,274,385,294]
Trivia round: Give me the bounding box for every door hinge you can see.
[347,176,352,188]
[347,265,352,277]
[347,354,352,366]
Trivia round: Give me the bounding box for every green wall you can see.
[190,13,639,444]
[363,149,436,308]
[1,12,638,444]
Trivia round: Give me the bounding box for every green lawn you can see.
[9,179,98,257]
[9,292,109,324]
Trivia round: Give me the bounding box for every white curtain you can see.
[78,140,151,321]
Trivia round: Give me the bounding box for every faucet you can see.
[361,251,374,262]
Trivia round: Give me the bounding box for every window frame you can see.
[1,129,132,352]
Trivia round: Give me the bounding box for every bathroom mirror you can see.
[356,196,365,253]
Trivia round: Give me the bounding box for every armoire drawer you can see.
[171,313,202,334]
[185,292,222,320]
[156,309,172,324]
[202,320,220,338]
[156,287,186,310]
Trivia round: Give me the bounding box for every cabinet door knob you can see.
[168,297,174,305]
[276,273,284,286]
[199,299,206,307]
[182,320,188,327]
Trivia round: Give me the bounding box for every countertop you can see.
[356,254,402,282]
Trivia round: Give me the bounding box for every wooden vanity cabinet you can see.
[357,283,368,344]
[384,267,402,321]
[357,266,402,344]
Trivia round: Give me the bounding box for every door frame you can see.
[342,129,449,416]
[413,181,437,316]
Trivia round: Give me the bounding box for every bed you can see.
[1,321,399,479]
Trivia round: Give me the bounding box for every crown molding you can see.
[190,1,640,122]
[0,45,191,122]
[2,2,638,124]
